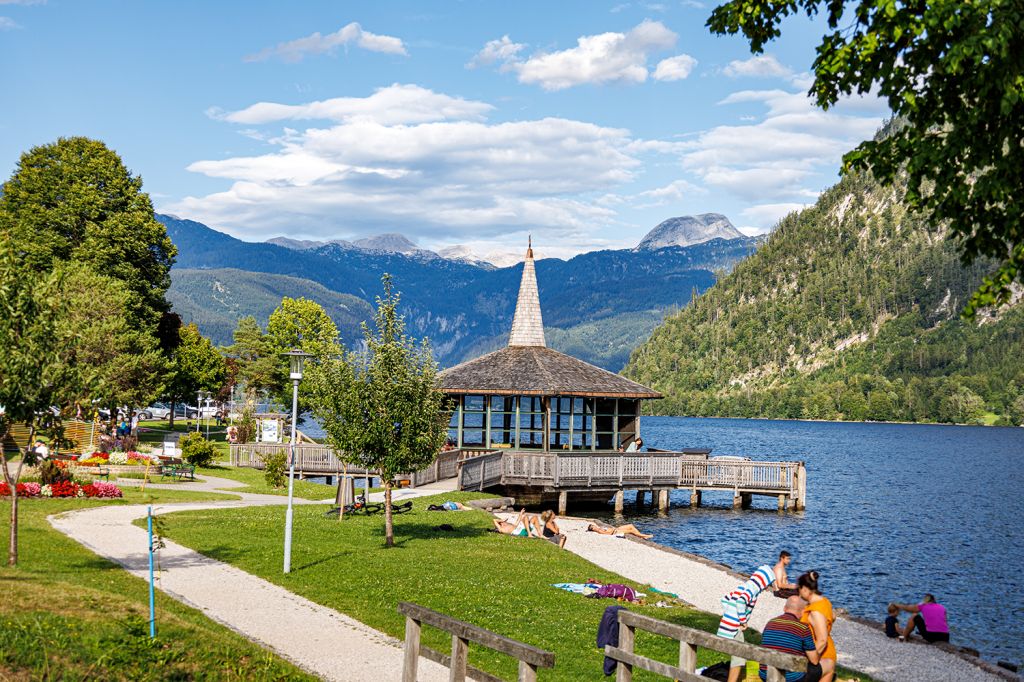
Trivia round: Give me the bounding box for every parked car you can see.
[139,403,172,420]
[180,404,221,419]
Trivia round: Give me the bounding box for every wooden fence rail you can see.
[398,602,555,682]
[607,610,807,682]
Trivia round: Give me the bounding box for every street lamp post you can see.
[282,348,311,574]
[195,389,205,433]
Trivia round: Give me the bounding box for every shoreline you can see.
[521,513,1018,682]
[642,414,1022,429]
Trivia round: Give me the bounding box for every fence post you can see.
[766,666,786,682]
[518,660,538,682]
[615,620,634,682]
[449,634,469,682]
[402,616,421,682]
[678,640,697,678]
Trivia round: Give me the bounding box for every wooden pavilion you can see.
[439,240,662,452]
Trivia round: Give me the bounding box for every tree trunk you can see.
[169,399,176,428]
[7,489,17,566]
[384,481,394,548]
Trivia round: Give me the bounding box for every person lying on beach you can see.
[492,509,532,537]
[533,510,567,548]
[773,550,799,598]
[427,501,470,511]
[586,522,653,539]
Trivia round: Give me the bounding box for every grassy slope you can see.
[0,488,311,681]
[157,492,872,681]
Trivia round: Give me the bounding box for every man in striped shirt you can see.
[717,564,777,682]
[759,596,822,682]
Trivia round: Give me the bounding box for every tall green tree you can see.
[54,266,167,425]
[0,238,67,566]
[267,297,343,418]
[707,0,1024,317]
[306,276,450,547]
[228,316,283,404]
[166,324,227,426]
[0,137,177,328]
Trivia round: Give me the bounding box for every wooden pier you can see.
[458,450,807,513]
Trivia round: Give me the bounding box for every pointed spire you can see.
[508,238,546,347]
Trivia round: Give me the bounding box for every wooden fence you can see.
[606,610,807,682]
[398,602,555,682]
[2,419,96,455]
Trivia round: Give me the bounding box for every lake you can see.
[585,417,1024,664]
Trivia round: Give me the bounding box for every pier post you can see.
[778,494,786,512]
[795,463,807,511]
[325,475,333,486]
[732,492,742,509]
[636,490,646,507]
[689,490,701,508]
[658,489,669,513]
[740,493,752,509]
[558,491,568,516]
[614,490,624,515]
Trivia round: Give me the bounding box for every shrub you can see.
[38,460,74,485]
[236,407,256,444]
[180,432,215,467]
[261,450,288,489]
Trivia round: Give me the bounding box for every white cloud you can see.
[653,54,697,81]
[168,86,682,244]
[740,202,809,228]
[466,35,525,69]
[0,16,20,29]
[678,87,884,206]
[475,20,688,91]
[723,54,791,79]
[245,22,407,63]
[212,84,492,126]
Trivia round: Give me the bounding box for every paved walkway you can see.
[530,515,1010,682]
[51,473,458,682]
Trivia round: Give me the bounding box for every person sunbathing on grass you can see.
[586,522,653,539]
[492,509,533,537]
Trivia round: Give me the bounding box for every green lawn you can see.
[0,487,311,681]
[196,464,338,500]
[156,492,873,681]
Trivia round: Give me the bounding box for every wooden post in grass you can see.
[615,617,635,682]
[402,614,421,682]
[450,633,469,682]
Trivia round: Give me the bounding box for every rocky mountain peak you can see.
[636,213,743,250]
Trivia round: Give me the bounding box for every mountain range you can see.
[624,171,1024,425]
[162,213,757,371]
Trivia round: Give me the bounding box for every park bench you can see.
[398,602,555,682]
[161,463,196,481]
[604,609,808,682]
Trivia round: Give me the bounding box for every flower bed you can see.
[76,451,156,467]
[0,480,122,499]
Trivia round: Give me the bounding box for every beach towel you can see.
[552,582,600,595]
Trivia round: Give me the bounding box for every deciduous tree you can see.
[306,276,450,547]
[707,0,1024,317]
[166,324,227,426]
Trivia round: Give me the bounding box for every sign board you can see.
[259,418,281,443]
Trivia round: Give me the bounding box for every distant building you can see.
[439,240,661,451]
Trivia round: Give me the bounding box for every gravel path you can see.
[50,473,457,682]
[539,516,1011,682]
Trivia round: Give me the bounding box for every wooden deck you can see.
[458,450,807,512]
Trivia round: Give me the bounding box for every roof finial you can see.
[526,235,533,259]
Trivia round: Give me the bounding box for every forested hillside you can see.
[624,171,1024,425]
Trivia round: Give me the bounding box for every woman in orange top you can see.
[798,571,836,682]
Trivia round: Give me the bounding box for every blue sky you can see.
[1,1,887,260]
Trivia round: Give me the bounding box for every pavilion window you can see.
[488,396,516,447]
[595,398,617,450]
[517,395,544,449]
[461,394,485,447]
[551,397,573,450]
[446,397,461,446]
[571,397,594,450]
[617,399,638,448]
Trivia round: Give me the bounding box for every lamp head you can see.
[282,348,312,380]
